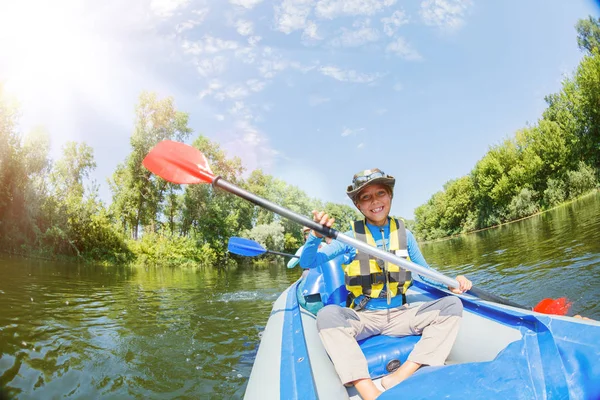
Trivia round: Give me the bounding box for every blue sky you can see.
[1,0,598,219]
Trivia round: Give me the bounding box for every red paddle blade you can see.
[143,140,214,184]
[533,297,572,315]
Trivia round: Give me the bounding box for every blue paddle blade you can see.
[227,237,267,257]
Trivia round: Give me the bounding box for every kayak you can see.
[244,259,600,400]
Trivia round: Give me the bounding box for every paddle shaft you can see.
[266,249,299,258]
[213,177,536,310]
[214,178,458,285]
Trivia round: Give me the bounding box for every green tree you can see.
[243,221,285,253]
[110,92,192,239]
[0,86,32,248]
[576,16,600,55]
[323,202,361,232]
[180,136,253,260]
[566,161,598,198]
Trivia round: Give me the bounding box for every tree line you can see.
[413,16,600,241]
[2,17,598,263]
[0,91,360,266]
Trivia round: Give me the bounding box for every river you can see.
[1,192,599,399]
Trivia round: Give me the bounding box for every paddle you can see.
[228,237,299,258]
[142,140,570,316]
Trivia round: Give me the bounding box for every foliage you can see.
[323,202,361,232]
[242,221,285,253]
[576,16,600,55]
[566,161,598,198]
[127,231,216,268]
[543,178,566,207]
[507,188,539,220]
[109,92,192,239]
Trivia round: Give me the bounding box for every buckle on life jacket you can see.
[347,293,372,311]
[353,296,371,312]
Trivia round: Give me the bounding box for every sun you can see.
[0,0,108,109]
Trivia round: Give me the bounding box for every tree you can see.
[110,92,192,239]
[576,16,600,55]
[0,85,31,248]
[180,136,253,260]
[243,221,285,253]
[51,142,96,198]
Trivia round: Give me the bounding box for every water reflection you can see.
[0,258,300,399]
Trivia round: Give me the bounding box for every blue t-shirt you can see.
[299,218,444,310]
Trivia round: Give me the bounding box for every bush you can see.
[128,231,216,268]
[566,161,598,198]
[543,178,566,207]
[508,188,539,220]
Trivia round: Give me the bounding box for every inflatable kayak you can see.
[244,259,600,400]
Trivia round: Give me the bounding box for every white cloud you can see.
[420,0,472,31]
[357,142,365,149]
[235,19,254,36]
[375,108,388,115]
[248,35,262,46]
[230,0,265,9]
[393,82,403,91]
[229,101,250,117]
[320,66,380,83]
[215,84,250,101]
[341,127,365,136]
[216,114,225,121]
[274,0,316,34]
[309,95,330,106]
[150,0,190,17]
[330,26,379,47]
[385,37,422,60]
[175,7,209,33]
[182,35,239,55]
[259,56,289,79]
[247,79,266,92]
[381,9,408,36]
[199,79,223,99]
[235,47,258,64]
[302,20,322,41]
[195,56,227,77]
[315,0,396,19]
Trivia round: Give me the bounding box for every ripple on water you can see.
[217,289,281,302]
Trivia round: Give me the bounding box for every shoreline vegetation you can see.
[418,189,599,244]
[1,17,599,268]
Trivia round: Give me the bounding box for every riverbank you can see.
[419,189,599,244]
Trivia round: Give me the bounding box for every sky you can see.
[0,0,599,219]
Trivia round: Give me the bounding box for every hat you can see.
[346,168,395,201]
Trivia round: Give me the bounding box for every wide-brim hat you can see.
[346,168,395,201]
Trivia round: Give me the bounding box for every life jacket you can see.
[344,218,412,305]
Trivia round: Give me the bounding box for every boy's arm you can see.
[299,232,354,268]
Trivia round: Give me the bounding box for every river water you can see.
[1,192,599,399]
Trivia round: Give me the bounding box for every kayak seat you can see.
[357,334,421,379]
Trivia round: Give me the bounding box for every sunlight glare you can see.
[0,0,129,149]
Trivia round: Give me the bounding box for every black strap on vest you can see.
[352,220,374,297]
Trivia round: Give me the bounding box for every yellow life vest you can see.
[344,218,413,302]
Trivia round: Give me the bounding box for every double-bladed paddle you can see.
[228,237,299,258]
[142,140,570,315]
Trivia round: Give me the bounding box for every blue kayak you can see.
[245,258,600,400]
